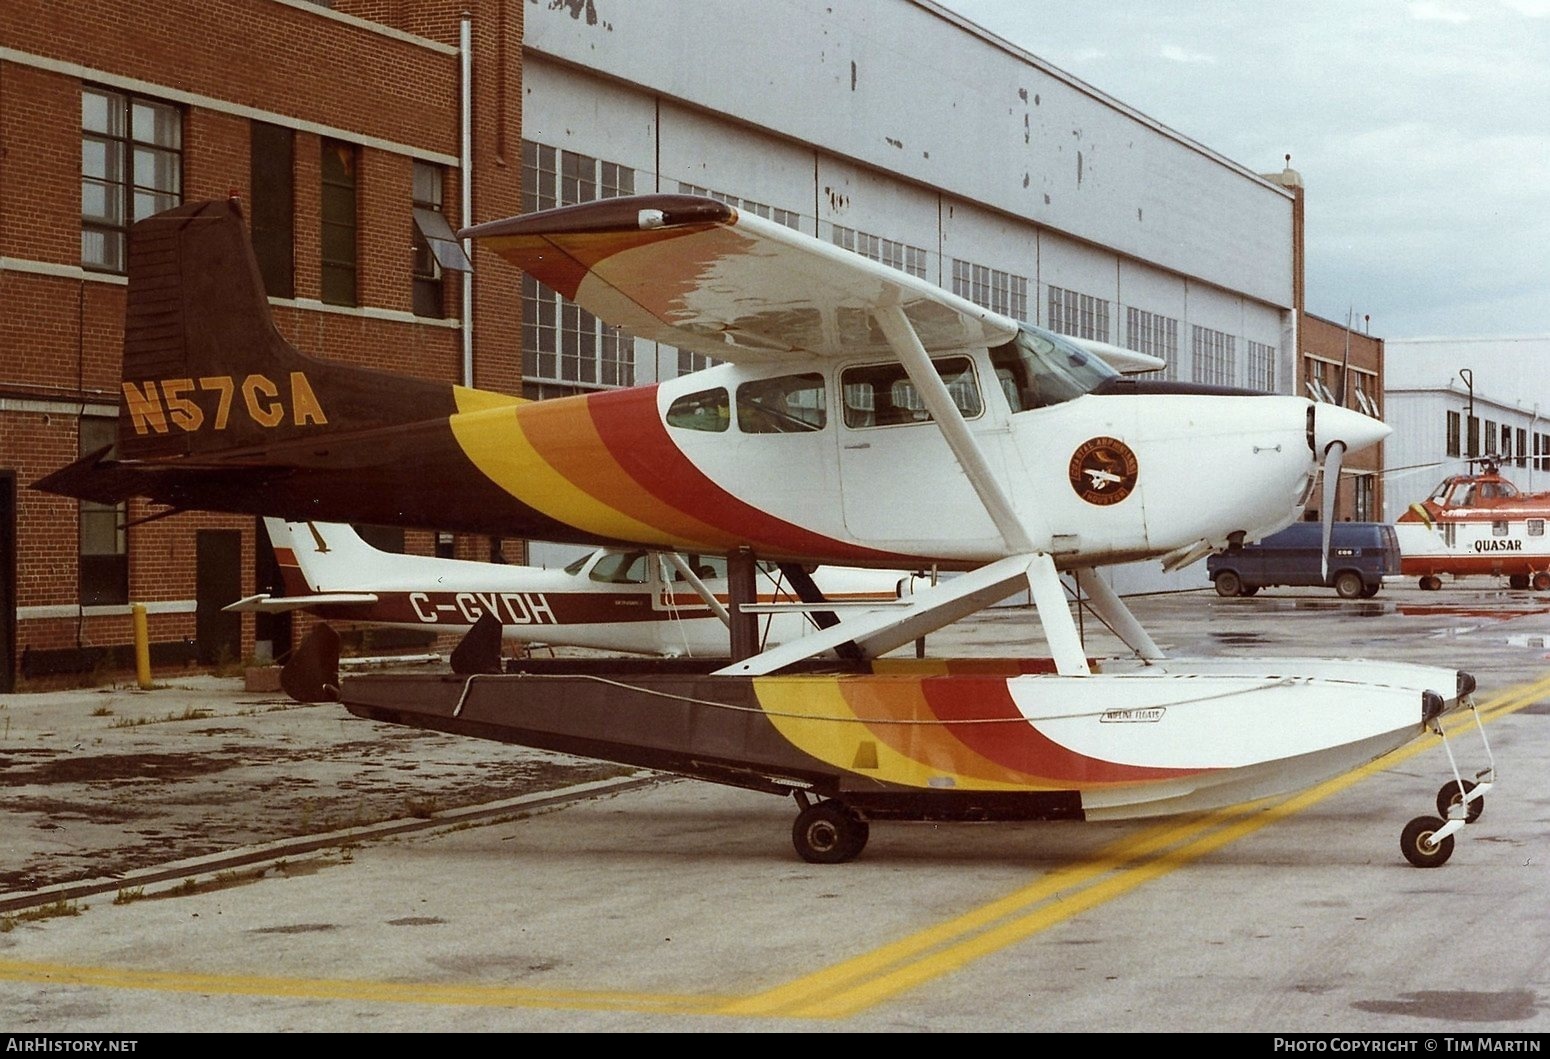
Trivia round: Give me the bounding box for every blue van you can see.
[1206,521,1402,599]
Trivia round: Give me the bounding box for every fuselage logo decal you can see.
[1069,437,1138,506]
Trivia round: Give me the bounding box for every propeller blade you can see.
[1321,440,1346,583]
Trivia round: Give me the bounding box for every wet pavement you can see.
[2,581,1549,1032]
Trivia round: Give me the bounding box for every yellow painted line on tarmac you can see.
[2,672,1546,1018]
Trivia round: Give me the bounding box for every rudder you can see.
[116,199,458,461]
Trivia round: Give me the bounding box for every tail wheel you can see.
[1534,572,1550,592]
[792,800,869,864]
[1214,571,1242,597]
[1400,816,1454,868]
[1437,779,1483,823]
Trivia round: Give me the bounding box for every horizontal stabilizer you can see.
[224,592,380,614]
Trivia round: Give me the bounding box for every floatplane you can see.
[36,197,1491,866]
[1398,458,1550,592]
[228,517,919,658]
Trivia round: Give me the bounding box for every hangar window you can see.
[411,162,471,318]
[320,139,358,306]
[1125,307,1178,381]
[737,374,827,433]
[1246,340,1276,394]
[831,226,928,279]
[81,87,181,273]
[1191,325,1237,388]
[841,357,981,428]
[521,140,638,399]
[666,388,730,432]
[78,417,127,606]
[1047,286,1110,342]
[952,260,1028,321]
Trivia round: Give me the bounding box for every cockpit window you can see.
[666,388,730,432]
[588,551,649,584]
[989,323,1118,411]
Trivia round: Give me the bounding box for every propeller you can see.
[1311,403,1391,583]
[1320,438,1345,583]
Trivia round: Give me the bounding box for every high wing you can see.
[465,195,1019,362]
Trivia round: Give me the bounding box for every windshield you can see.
[989,324,1118,411]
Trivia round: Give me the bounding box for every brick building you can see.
[0,0,523,689]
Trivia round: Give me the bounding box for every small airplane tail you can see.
[111,199,468,464]
[264,518,397,595]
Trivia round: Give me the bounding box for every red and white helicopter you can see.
[36,197,1489,866]
[1397,459,1550,591]
[227,517,919,658]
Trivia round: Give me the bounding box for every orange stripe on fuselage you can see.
[516,391,738,549]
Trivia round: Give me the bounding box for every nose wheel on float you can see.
[1400,685,1495,868]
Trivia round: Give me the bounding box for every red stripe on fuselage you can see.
[585,387,900,563]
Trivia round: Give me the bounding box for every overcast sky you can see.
[936,0,1550,340]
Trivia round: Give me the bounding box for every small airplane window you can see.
[840,356,980,428]
[666,388,730,432]
[563,554,591,575]
[588,551,649,584]
[1529,520,1544,537]
[736,373,827,433]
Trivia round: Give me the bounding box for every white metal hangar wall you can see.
[517,0,1297,591]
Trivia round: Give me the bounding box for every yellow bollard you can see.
[131,603,152,690]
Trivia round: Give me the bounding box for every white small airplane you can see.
[226,518,920,658]
[36,196,1490,867]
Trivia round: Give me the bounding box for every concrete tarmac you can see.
[2,582,1549,1033]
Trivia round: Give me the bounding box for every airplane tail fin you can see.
[264,519,394,595]
[114,199,466,462]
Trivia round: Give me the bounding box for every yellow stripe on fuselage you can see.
[447,396,678,547]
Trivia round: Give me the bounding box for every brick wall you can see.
[0,0,524,683]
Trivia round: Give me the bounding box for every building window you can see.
[1485,419,1497,456]
[830,225,928,279]
[410,162,472,318]
[1446,411,1461,457]
[1517,428,1528,468]
[78,418,127,605]
[1538,433,1549,471]
[1125,307,1178,381]
[1047,286,1110,342]
[951,260,1028,321]
[1353,474,1375,522]
[1467,416,1480,458]
[521,140,637,399]
[82,87,182,273]
[250,122,294,298]
[1246,340,1276,393]
[1191,325,1236,387]
[320,140,358,306]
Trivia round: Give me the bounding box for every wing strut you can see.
[871,305,1035,554]
[1072,568,1166,662]
[1026,554,1090,676]
[715,553,1044,676]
